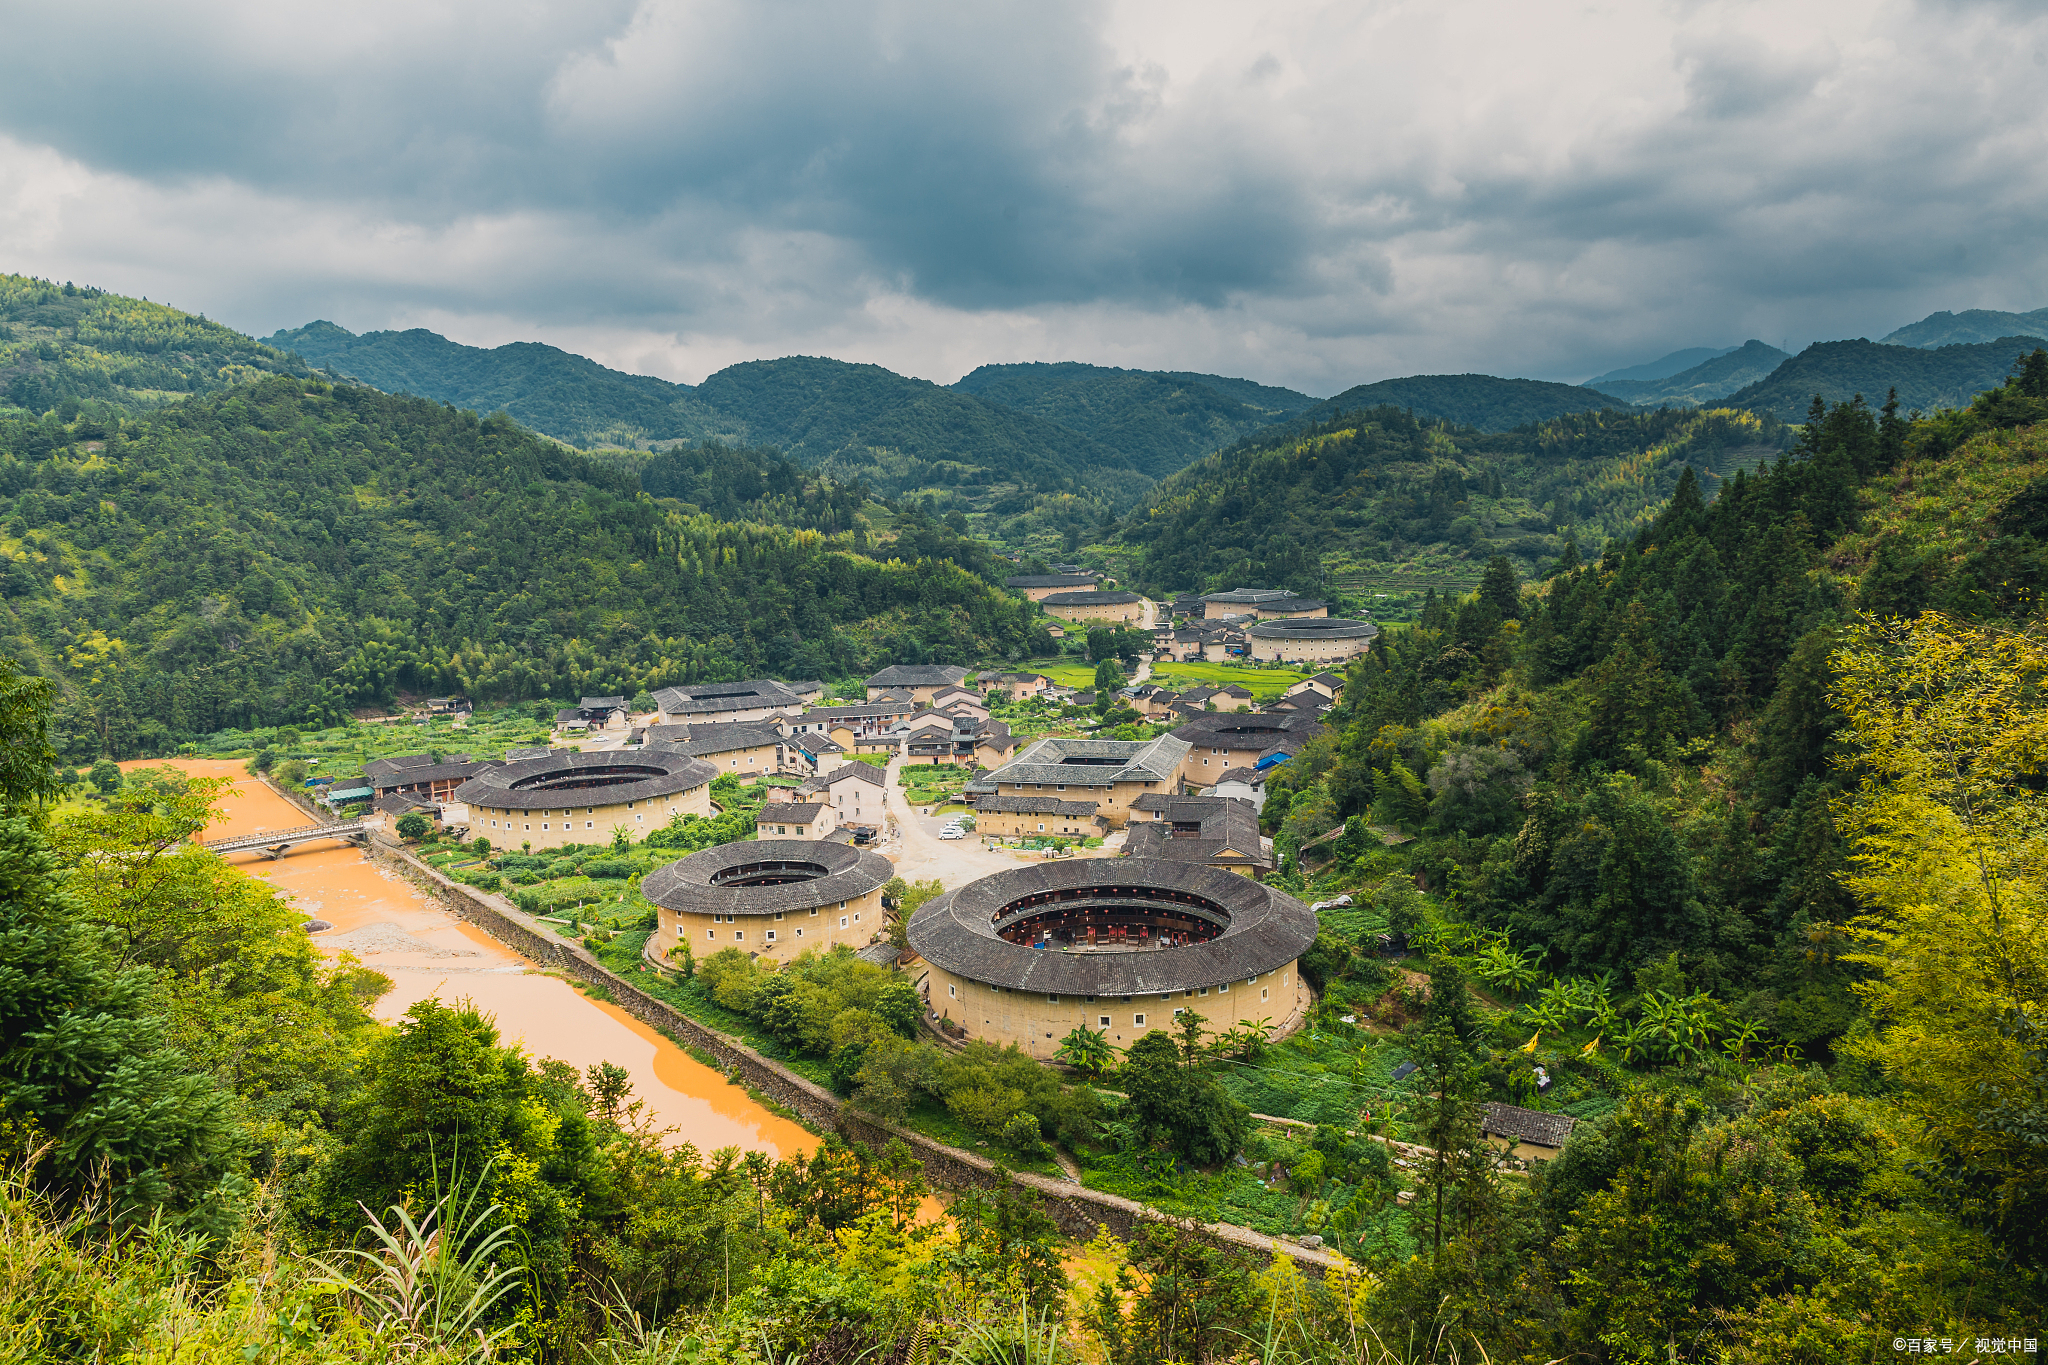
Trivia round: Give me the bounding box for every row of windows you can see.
[949,973,1283,1004]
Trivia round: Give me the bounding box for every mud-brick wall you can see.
[362,844,1344,1279]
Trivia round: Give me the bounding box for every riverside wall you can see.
[358,836,1347,1279]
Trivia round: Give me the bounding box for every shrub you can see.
[580,857,638,879]
[394,811,430,841]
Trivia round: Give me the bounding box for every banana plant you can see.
[1615,1018,1656,1066]
[1722,1020,1763,1060]
[1531,981,1578,1031]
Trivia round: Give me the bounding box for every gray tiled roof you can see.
[1201,588,1298,604]
[1130,793,1176,813]
[643,722,783,758]
[823,760,887,788]
[1246,617,1379,640]
[865,664,971,687]
[453,749,717,811]
[1171,710,1326,751]
[1004,574,1098,589]
[1214,767,1264,784]
[643,839,893,918]
[1122,798,1268,867]
[651,680,808,717]
[1480,1103,1578,1149]
[906,858,1314,994]
[580,696,628,710]
[965,733,1190,795]
[1040,590,1143,606]
[757,803,827,825]
[364,754,492,788]
[977,795,1100,817]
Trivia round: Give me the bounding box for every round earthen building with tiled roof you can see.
[456,749,717,851]
[907,858,1315,1059]
[644,839,895,965]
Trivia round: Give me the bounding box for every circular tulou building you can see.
[643,839,895,964]
[1244,616,1379,663]
[455,749,717,850]
[907,858,1317,1059]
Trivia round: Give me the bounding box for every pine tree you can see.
[1477,555,1521,622]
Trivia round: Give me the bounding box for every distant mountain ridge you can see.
[1305,373,1617,431]
[950,361,1318,477]
[1725,335,2046,420]
[1586,346,1735,385]
[262,321,1330,499]
[268,321,740,449]
[1880,306,2048,349]
[1588,340,1790,407]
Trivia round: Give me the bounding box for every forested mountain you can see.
[2,274,308,417]
[1584,345,1732,385]
[1586,339,1788,407]
[950,361,1317,476]
[266,321,741,450]
[1880,304,2048,347]
[0,377,1045,758]
[1726,334,2045,419]
[1304,373,1617,431]
[694,355,1146,502]
[1114,404,1788,598]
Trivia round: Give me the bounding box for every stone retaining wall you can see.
[358,840,1346,1279]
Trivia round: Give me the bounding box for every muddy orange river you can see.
[141,760,816,1161]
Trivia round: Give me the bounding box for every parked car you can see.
[938,827,965,840]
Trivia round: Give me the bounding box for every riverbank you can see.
[137,758,818,1160]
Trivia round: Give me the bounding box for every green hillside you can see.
[695,355,1147,502]
[1727,335,2045,419]
[265,321,741,450]
[1110,404,1788,601]
[951,361,1317,476]
[1305,373,1617,430]
[1880,304,2048,347]
[2,274,308,418]
[1588,339,1788,407]
[0,377,1043,758]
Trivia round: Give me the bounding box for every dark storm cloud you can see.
[2,0,2045,389]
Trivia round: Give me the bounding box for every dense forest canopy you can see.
[0,378,1045,759]
[1301,374,1618,431]
[1115,404,1791,599]
[1726,335,2047,419]
[950,361,1317,477]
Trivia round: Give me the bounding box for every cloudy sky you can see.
[2,0,2045,394]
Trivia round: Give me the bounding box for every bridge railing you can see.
[200,820,365,850]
